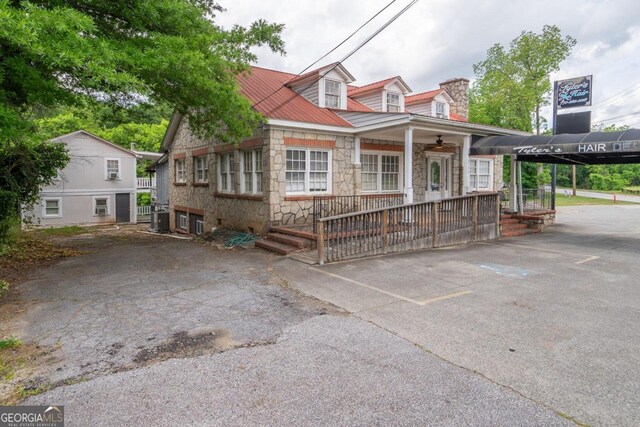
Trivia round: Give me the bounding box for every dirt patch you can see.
[0,343,59,405]
[133,329,238,365]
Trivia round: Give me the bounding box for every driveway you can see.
[4,228,571,425]
[279,205,640,426]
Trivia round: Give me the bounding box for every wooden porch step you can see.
[500,218,521,225]
[255,239,298,255]
[266,232,310,249]
[501,222,530,232]
[270,226,315,240]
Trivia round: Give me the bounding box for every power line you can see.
[261,0,420,116]
[252,0,399,110]
[592,109,640,125]
[592,81,640,110]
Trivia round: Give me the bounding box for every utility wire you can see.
[592,109,640,125]
[592,82,640,110]
[261,0,420,116]
[252,0,399,110]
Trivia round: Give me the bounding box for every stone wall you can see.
[269,129,356,226]
[439,78,470,119]
[167,120,271,234]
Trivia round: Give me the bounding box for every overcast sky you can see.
[216,0,640,130]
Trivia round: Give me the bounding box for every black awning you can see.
[470,129,640,164]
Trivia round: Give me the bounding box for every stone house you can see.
[160,63,526,235]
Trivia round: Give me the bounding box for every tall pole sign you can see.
[551,75,593,209]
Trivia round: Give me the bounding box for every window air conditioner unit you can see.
[96,206,108,215]
[108,172,118,180]
[436,113,445,119]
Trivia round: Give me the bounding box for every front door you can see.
[426,156,451,201]
[115,193,130,223]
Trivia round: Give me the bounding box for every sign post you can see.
[552,75,593,210]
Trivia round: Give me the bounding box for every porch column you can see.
[462,135,471,195]
[353,136,362,195]
[404,128,414,204]
[509,155,517,212]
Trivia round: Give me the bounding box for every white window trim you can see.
[469,157,495,191]
[42,197,62,218]
[360,150,404,194]
[241,150,263,195]
[195,219,204,235]
[177,212,187,230]
[217,152,235,193]
[92,196,110,216]
[105,158,121,180]
[194,156,209,183]
[386,91,402,112]
[175,159,186,183]
[434,101,449,119]
[323,79,342,109]
[285,148,332,196]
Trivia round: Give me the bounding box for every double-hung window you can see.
[386,93,401,112]
[469,158,493,191]
[43,198,61,218]
[435,101,446,118]
[175,159,186,183]
[286,148,330,194]
[218,152,234,192]
[106,159,120,180]
[360,152,402,193]
[324,80,341,109]
[194,156,208,183]
[242,150,263,194]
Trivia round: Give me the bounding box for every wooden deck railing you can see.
[317,193,500,264]
[312,194,405,233]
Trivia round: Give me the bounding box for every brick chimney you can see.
[439,78,470,120]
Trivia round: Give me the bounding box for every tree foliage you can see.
[1,0,284,238]
[469,25,576,133]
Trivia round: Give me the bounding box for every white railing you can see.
[137,177,156,189]
[137,205,152,216]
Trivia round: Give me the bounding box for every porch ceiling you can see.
[357,126,466,145]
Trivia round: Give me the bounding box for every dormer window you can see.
[387,93,401,112]
[325,80,341,109]
[435,101,446,118]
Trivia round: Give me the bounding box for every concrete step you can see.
[255,239,298,255]
[499,218,521,225]
[270,226,315,241]
[266,232,310,249]
[502,228,540,238]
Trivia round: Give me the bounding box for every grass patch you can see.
[0,280,8,299]
[0,336,22,351]
[34,225,89,237]
[555,194,635,206]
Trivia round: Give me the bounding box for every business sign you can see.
[511,140,640,156]
[556,75,592,109]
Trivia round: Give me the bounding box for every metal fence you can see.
[499,187,552,213]
[312,194,405,233]
[317,193,500,264]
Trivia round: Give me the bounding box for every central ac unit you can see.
[108,172,118,180]
[96,207,108,215]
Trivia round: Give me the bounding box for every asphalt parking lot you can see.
[279,205,640,426]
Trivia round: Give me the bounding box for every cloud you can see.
[216,0,640,127]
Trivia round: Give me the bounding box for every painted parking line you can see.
[575,255,600,264]
[309,267,472,306]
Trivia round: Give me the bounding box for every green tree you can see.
[469,25,576,134]
[1,0,284,239]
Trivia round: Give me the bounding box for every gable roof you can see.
[238,66,353,127]
[285,62,356,86]
[405,89,446,105]
[51,130,139,157]
[347,76,412,97]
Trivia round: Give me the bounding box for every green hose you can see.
[224,233,259,248]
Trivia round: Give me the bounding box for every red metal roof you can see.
[238,66,352,127]
[347,77,397,96]
[346,98,374,112]
[450,112,468,122]
[405,89,443,105]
